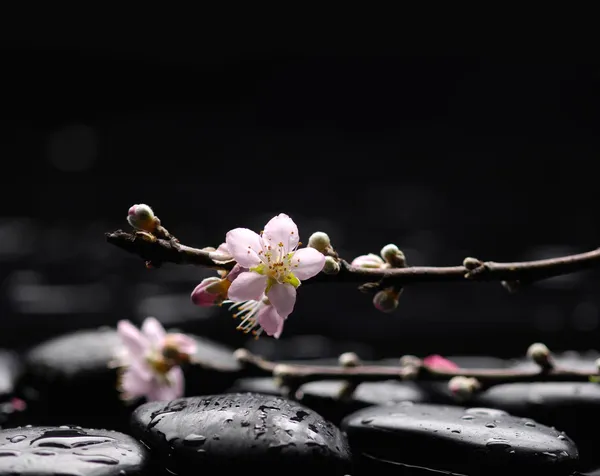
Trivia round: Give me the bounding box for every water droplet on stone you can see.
[8,435,26,443]
[183,434,206,446]
[558,435,566,440]
[461,415,474,420]
[524,421,536,427]
[486,438,512,450]
[485,423,496,428]
[451,429,461,434]
[0,450,19,457]
[33,450,56,456]
[361,418,374,424]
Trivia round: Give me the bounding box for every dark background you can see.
[1,32,599,359]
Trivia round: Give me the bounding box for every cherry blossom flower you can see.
[225,214,325,320]
[351,253,389,269]
[114,317,197,402]
[225,294,285,339]
[423,354,459,371]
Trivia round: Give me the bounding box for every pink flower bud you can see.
[127,203,157,232]
[352,253,387,269]
[423,354,459,371]
[191,277,227,307]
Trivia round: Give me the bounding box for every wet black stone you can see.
[0,425,149,475]
[228,377,432,424]
[130,393,352,475]
[472,382,600,468]
[21,326,241,430]
[342,403,578,475]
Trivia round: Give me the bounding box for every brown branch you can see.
[233,349,596,389]
[106,229,600,288]
[105,230,235,270]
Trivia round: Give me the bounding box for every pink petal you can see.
[226,264,247,283]
[225,228,263,268]
[216,242,230,254]
[292,248,326,280]
[227,271,268,302]
[257,304,285,338]
[267,282,296,319]
[166,333,198,356]
[129,359,154,381]
[147,367,184,401]
[142,317,167,347]
[117,320,150,356]
[262,213,299,252]
[423,354,459,371]
[121,366,152,399]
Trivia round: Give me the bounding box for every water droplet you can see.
[509,450,516,454]
[461,415,475,420]
[25,425,32,428]
[59,426,70,429]
[361,418,374,424]
[74,453,119,465]
[524,421,536,427]
[542,451,558,459]
[8,435,26,443]
[33,450,56,456]
[183,434,206,446]
[558,435,567,440]
[451,429,461,434]
[486,438,512,451]
[485,423,496,428]
[466,408,507,417]
[0,450,19,457]
[241,421,250,427]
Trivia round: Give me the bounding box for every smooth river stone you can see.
[342,403,578,475]
[228,377,432,423]
[130,393,352,475]
[472,382,600,468]
[0,425,149,475]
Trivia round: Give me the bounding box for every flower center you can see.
[251,241,300,289]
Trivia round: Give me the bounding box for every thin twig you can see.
[233,349,596,389]
[106,229,600,289]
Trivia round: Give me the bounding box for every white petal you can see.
[226,228,263,268]
[262,213,299,252]
[227,272,268,302]
[142,317,167,347]
[267,283,296,319]
[117,320,150,356]
[291,248,326,280]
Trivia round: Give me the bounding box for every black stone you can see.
[20,326,241,430]
[130,393,352,475]
[228,377,432,424]
[21,327,130,430]
[472,382,600,468]
[342,402,578,475]
[0,425,149,475]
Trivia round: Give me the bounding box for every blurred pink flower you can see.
[115,317,197,402]
[423,354,459,371]
[225,213,325,321]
